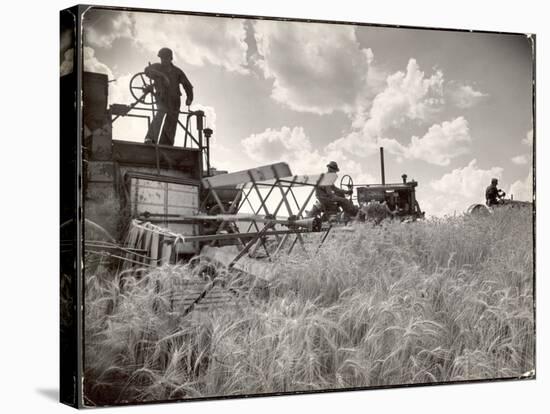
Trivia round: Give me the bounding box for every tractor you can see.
[307,148,425,225]
[467,192,532,216]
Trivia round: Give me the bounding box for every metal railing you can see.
[110,102,212,176]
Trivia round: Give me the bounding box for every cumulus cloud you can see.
[449,84,488,108]
[425,159,503,216]
[192,104,217,131]
[60,28,73,53]
[327,59,447,161]
[60,48,74,76]
[253,20,374,115]
[108,72,133,104]
[511,154,529,165]
[133,13,249,74]
[83,9,249,74]
[365,59,444,131]
[60,28,74,76]
[83,46,114,79]
[83,10,133,48]
[404,117,471,166]
[508,170,533,202]
[328,117,471,168]
[522,129,533,146]
[241,126,376,183]
[431,159,502,197]
[243,126,324,173]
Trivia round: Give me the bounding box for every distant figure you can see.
[315,161,358,218]
[485,178,505,207]
[144,47,194,145]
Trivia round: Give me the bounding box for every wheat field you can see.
[83,207,534,405]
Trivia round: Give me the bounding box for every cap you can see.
[157,47,173,60]
[326,161,340,172]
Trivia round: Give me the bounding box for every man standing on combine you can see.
[143,47,194,145]
[485,178,505,207]
[315,161,358,218]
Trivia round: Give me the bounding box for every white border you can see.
[0,1,545,413]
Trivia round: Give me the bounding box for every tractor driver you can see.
[144,47,194,146]
[315,161,358,218]
[485,178,505,207]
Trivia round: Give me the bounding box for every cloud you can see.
[511,154,529,165]
[253,20,374,115]
[83,10,133,48]
[210,142,252,173]
[365,59,444,131]
[60,28,73,53]
[241,126,376,183]
[133,13,249,74]
[83,46,114,79]
[60,48,73,76]
[449,84,488,108]
[242,126,323,173]
[431,159,502,197]
[329,116,471,168]
[522,129,533,146]
[404,117,471,166]
[192,104,217,131]
[508,170,533,202]
[82,9,249,74]
[108,72,134,104]
[327,59,446,160]
[60,28,74,76]
[426,159,503,216]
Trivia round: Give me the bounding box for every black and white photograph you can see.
[59,2,535,409]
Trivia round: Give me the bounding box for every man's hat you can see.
[491,178,498,184]
[326,161,340,172]
[158,47,173,60]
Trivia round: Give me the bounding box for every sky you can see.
[64,6,535,216]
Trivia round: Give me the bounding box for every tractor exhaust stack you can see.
[380,147,386,185]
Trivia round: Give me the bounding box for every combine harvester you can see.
[68,70,426,313]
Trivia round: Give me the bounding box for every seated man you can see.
[485,178,505,207]
[314,161,358,218]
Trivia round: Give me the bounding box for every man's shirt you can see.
[485,184,500,203]
[144,63,193,101]
[316,185,347,203]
